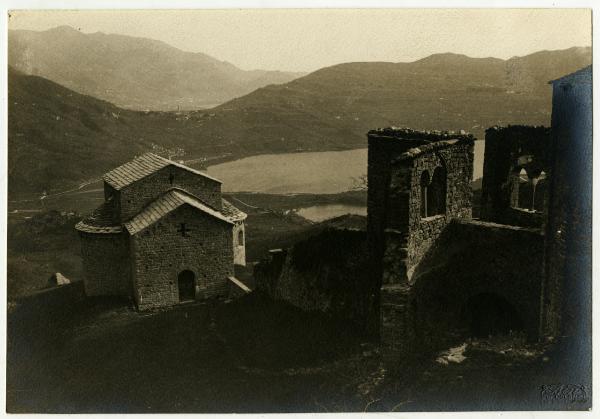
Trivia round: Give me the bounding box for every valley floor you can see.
[7,293,573,413]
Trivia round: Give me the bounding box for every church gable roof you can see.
[103,152,222,191]
[124,189,233,235]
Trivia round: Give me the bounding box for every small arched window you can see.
[515,167,547,211]
[427,167,447,216]
[238,229,244,246]
[420,170,430,218]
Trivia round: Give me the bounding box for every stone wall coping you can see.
[485,125,550,135]
[454,218,543,235]
[368,127,474,142]
[228,276,251,294]
[419,214,446,223]
[393,138,474,163]
[510,207,544,215]
[381,283,412,293]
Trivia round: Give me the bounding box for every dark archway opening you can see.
[178,270,196,302]
[460,293,523,338]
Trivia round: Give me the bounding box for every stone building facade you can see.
[76,153,247,310]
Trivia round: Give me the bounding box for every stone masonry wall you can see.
[412,220,544,340]
[367,132,431,287]
[381,219,545,368]
[131,205,233,310]
[119,165,222,222]
[384,140,474,283]
[79,231,131,297]
[255,229,373,329]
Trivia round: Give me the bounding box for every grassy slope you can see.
[7,211,83,297]
[8,47,591,197]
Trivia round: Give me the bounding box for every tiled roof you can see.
[221,199,247,222]
[103,152,222,190]
[124,189,233,235]
[75,200,122,234]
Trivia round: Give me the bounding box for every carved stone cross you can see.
[177,223,191,237]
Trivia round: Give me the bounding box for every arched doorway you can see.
[178,270,196,302]
[460,293,523,338]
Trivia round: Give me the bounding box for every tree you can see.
[351,174,368,191]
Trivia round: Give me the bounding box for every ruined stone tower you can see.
[367,128,474,357]
[367,128,474,285]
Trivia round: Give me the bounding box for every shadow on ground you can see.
[7,293,377,413]
[7,293,574,413]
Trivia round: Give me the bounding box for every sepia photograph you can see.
[2,2,595,414]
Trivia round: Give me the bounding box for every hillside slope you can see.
[8,67,190,196]
[8,47,591,197]
[8,26,303,110]
[198,47,590,152]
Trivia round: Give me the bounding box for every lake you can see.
[208,142,484,194]
[296,204,367,222]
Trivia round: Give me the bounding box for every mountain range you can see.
[7,28,592,198]
[8,26,304,110]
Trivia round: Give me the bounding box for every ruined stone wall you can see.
[380,140,474,284]
[367,134,425,284]
[381,219,545,366]
[131,205,233,310]
[368,129,475,343]
[119,165,222,222]
[233,221,246,266]
[254,229,373,329]
[480,126,551,228]
[404,142,473,280]
[79,231,131,297]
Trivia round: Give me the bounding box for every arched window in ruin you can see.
[237,229,244,246]
[514,166,547,212]
[427,167,447,216]
[420,170,430,218]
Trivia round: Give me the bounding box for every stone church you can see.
[76,153,247,310]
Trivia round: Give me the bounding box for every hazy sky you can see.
[8,9,592,72]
